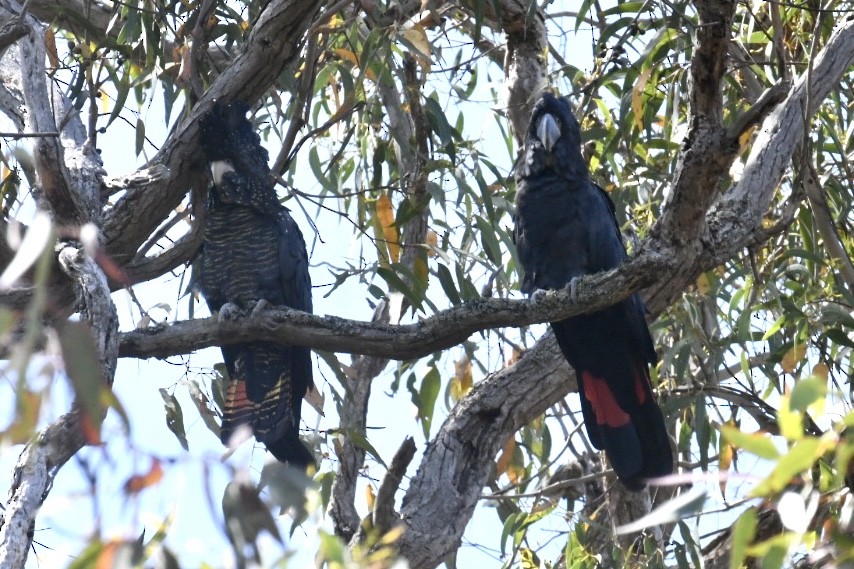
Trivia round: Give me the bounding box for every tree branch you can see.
[656,0,738,245]
[389,8,854,568]
[101,0,321,267]
[796,149,854,294]
[0,244,118,566]
[118,248,671,360]
[712,14,854,235]
[371,437,417,535]
[17,10,95,226]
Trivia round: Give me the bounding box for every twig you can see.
[0,132,59,138]
[481,469,610,500]
[372,437,417,533]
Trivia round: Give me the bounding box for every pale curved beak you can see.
[536,113,561,153]
[209,160,235,185]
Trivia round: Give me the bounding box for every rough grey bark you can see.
[392,9,854,569]
[0,5,118,565]
[2,0,854,567]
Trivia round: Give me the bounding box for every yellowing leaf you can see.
[413,254,428,291]
[124,459,164,495]
[96,540,142,569]
[631,68,653,130]
[696,273,711,295]
[332,48,377,81]
[506,461,525,485]
[305,383,325,417]
[782,343,807,374]
[739,125,758,152]
[496,436,516,477]
[777,392,803,442]
[425,229,438,257]
[450,356,473,402]
[506,347,523,367]
[752,438,823,497]
[365,484,376,512]
[6,389,42,444]
[718,440,734,497]
[44,27,59,70]
[811,363,829,382]
[333,48,359,67]
[375,193,400,263]
[401,24,431,58]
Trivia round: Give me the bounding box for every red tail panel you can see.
[633,365,649,405]
[581,371,630,428]
[225,379,251,412]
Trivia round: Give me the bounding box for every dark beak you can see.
[536,113,561,153]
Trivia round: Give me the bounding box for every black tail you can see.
[266,432,316,470]
[220,347,315,470]
[552,312,672,490]
[576,364,672,490]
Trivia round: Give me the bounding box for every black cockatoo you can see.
[197,101,315,469]
[513,92,672,490]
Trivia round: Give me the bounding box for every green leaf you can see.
[424,96,455,148]
[222,479,282,549]
[730,507,758,568]
[720,425,779,459]
[159,388,189,451]
[753,438,822,496]
[342,429,386,468]
[182,379,221,437]
[762,315,787,340]
[745,532,796,569]
[135,117,145,157]
[475,214,502,265]
[104,63,130,129]
[57,321,105,437]
[436,263,462,305]
[258,460,314,526]
[790,377,826,412]
[500,512,521,555]
[417,366,441,439]
[376,266,419,303]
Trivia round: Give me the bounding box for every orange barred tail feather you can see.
[221,378,254,445]
[221,353,315,469]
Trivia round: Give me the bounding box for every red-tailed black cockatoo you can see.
[514,92,672,490]
[197,101,315,469]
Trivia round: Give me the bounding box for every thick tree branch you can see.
[118,248,671,360]
[656,0,737,245]
[712,14,854,236]
[390,9,854,569]
[459,0,548,142]
[17,11,95,226]
[101,0,320,267]
[0,244,118,566]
